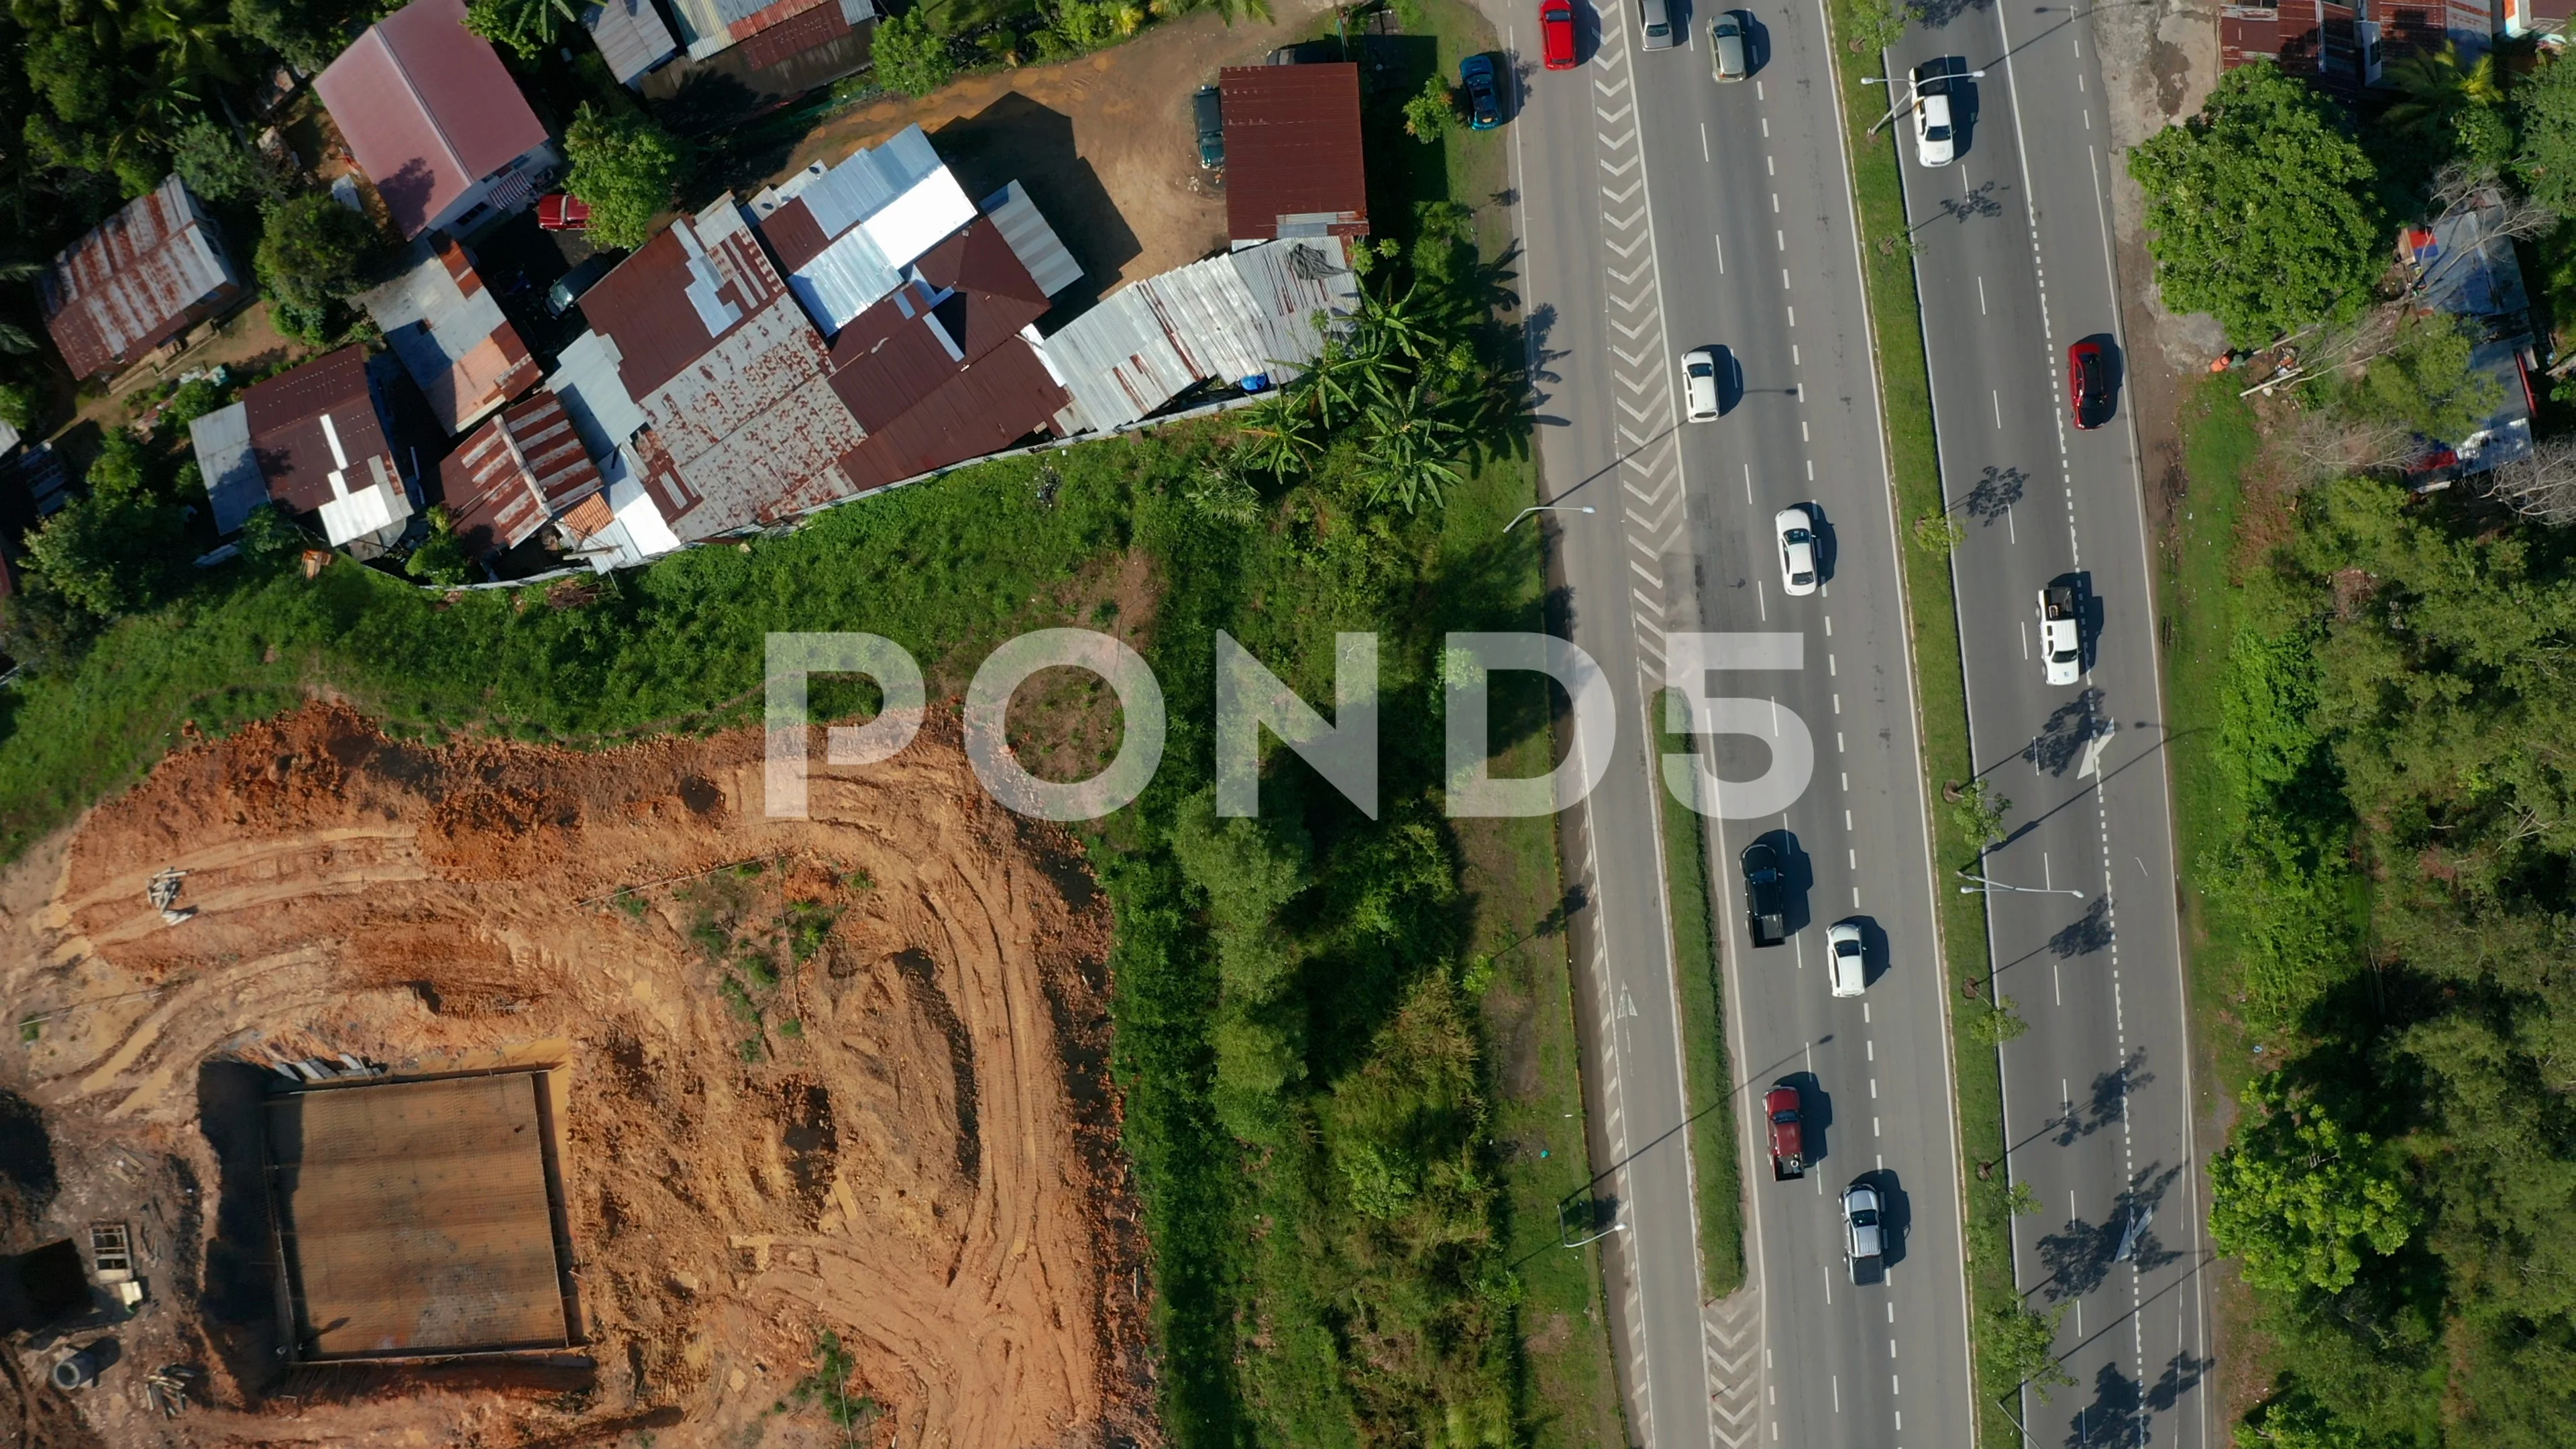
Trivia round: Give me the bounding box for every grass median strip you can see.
[1818,3,2025,1442]
[1654,693,1749,1297]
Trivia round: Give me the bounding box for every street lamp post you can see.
[1955,871,2085,898]
[1506,504,1598,532]
[1861,66,1986,138]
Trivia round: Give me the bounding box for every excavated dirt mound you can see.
[3,702,1152,1449]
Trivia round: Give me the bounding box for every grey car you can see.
[1842,1182,1885,1279]
[1710,10,1748,80]
[1638,0,1676,50]
[1193,85,1224,169]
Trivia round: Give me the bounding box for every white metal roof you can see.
[783,125,977,335]
[582,0,677,85]
[190,400,267,534]
[547,329,651,462]
[980,181,1083,297]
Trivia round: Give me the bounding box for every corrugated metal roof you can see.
[239,345,404,531]
[582,0,678,85]
[736,0,847,68]
[2414,191,2532,325]
[189,400,267,535]
[840,336,1068,490]
[979,181,1083,298]
[759,125,974,335]
[665,0,837,57]
[315,0,551,239]
[1038,238,1354,433]
[358,233,541,435]
[40,176,242,380]
[439,388,606,554]
[547,328,651,462]
[1219,64,1368,242]
[582,197,786,399]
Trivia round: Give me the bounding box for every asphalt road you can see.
[1885,7,2217,1446]
[1496,1,1978,1443]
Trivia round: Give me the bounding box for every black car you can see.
[1741,841,1787,947]
[1194,85,1225,169]
[547,254,616,317]
[1459,54,1501,130]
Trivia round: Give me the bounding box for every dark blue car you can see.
[1459,53,1501,130]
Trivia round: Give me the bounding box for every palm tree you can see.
[1235,390,1320,478]
[2381,42,2504,150]
[1352,280,1440,365]
[1356,385,1466,514]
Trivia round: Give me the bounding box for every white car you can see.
[1842,1182,1885,1279]
[1827,920,1866,998]
[1682,347,1721,421]
[1774,504,1819,596]
[2037,582,2082,686]
[1710,10,1749,80]
[1911,64,1955,168]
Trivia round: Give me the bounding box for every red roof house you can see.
[40,176,244,380]
[438,388,606,555]
[315,0,556,239]
[1219,62,1370,244]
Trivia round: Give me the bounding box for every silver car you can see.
[1827,919,1866,998]
[1774,504,1819,596]
[1710,10,1748,80]
[1682,347,1720,421]
[1639,0,1676,49]
[1842,1182,1884,1278]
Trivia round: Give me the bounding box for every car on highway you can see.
[1911,62,1955,168]
[1774,504,1819,596]
[1637,0,1675,49]
[1766,1084,1807,1179]
[1541,0,1578,68]
[1458,54,1502,129]
[1827,920,1866,998]
[1741,841,1787,946]
[1681,347,1720,421]
[2038,580,2082,686]
[1709,9,1748,80]
[1841,1181,1885,1278]
[1193,85,1225,168]
[2068,338,2110,429]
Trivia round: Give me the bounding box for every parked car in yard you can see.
[1542,0,1578,68]
[1766,1084,1807,1180]
[547,254,615,317]
[537,193,590,231]
[1459,53,1502,129]
[1193,85,1225,169]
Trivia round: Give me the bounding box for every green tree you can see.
[2336,311,2503,445]
[1843,0,1912,55]
[229,0,339,72]
[2515,48,2576,215]
[871,12,954,99]
[0,382,34,430]
[464,0,582,56]
[21,435,184,619]
[2129,60,2385,347]
[2234,1389,2376,1449]
[1949,777,2010,850]
[254,193,380,327]
[563,104,684,251]
[2209,1075,2418,1294]
[1402,74,1457,143]
[24,29,113,126]
[171,117,283,202]
[2381,42,2510,170]
[1982,1303,2074,1401]
[404,505,472,585]
[1354,384,1465,513]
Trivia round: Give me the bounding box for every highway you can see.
[1884,6,2216,1446]
[1495,0,1978,1444]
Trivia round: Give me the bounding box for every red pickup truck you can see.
[1766,1085,1807,1181]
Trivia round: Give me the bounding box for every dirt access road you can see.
[1,703,1150,1449]
[780,0,1338,305]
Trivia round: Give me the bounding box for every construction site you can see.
[0,702,1155,1448]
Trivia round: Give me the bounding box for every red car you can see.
[1766,1085,1807,1181]
[537,193,592,231]
[2068,339,2110,430]
[1541,0,1578,68]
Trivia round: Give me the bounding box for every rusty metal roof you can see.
[579,197,865,541]
[315,0,551,239]
[839,337,1068,490]
[439,388,606,555]
[40,176,242,380]
[1220,63,1369,243]
[233,345,416,546]
[359,233,542,435]
[825,220,1050,431]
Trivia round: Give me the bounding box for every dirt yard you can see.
[780,0,1337,303]
[0,702,1151,1448]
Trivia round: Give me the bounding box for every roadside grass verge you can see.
[1653,694,1748,1296]
[1818,1,2019,1440]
